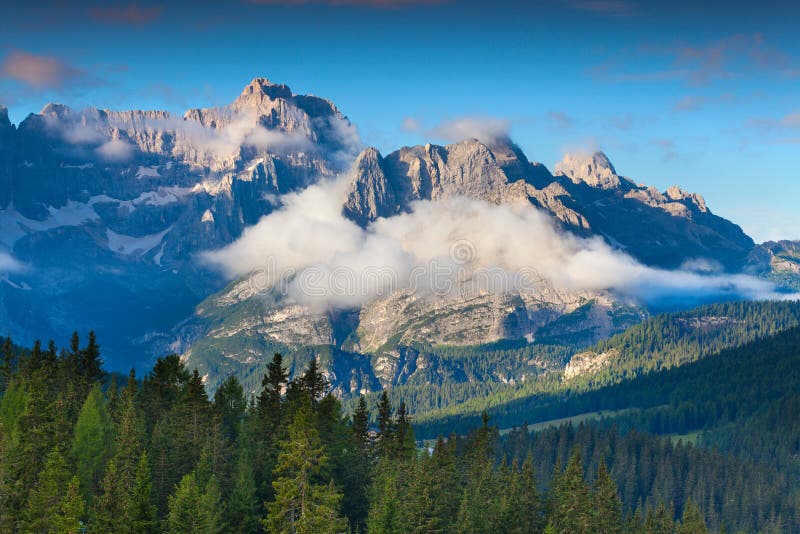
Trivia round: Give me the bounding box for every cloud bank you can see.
[0,51,86,90]
[203,173,796,310]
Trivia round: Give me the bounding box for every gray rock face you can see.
[0,78,358,368]
[344,143,754,270]
[745,241,800,291]
[554,152,629,190]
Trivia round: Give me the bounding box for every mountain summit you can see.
[0,76,781,381]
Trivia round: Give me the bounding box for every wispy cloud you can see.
[595,33,796,86]
[410,116,511,145]
[547,110,573,131]
[652,138,677,162]
[673,93,736,112]
[88,4,164,26]
[743,110,800,147]
[0,51,87,90]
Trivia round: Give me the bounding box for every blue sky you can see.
[1,0,799,242]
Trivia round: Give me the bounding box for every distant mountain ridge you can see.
[0,77,794,391]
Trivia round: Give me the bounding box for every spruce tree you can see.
[550,449,593,534]
[591,457,623,534]
[226,447,260,534]
[344,395,372,532]
[53,475,85,534]
[257,353,287,429]
[677,499,708,534]
[91,459,125,531]
[376,391,394,458]
[80,331,103,389]
[214,375,246,442]
[201,475,224,534]
[126,452,157,534]
[366,458,402,534]
[70,383,113,499]
[394,401,415,459]
[264,405,347,534]
[21,448,72,533]
[166,472,204,534]
[645,502,676,534]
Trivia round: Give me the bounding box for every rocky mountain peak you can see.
[0,106,10,127]
[555,151,624,190]
[237,77,294,102]
[39,102,74,120]
[665,185,707,211]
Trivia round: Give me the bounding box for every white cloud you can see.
[203,172,797,311]
[0,251,23,273]
[428,116,511,144]
[96,139,134,161]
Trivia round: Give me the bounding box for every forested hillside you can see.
[411,300,800,430]
[0,332,754,533]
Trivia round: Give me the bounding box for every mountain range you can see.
[0,77,797,394]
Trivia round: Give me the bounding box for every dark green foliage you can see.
[1,320,799,533]
[264,405,347,534]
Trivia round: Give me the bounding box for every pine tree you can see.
[91,458,125,531]
[298,357,327,403]
[214,375,246,442]
[677,499,708,534]
[166,472,204,533]
[12,368,57,507]
[499,453,544,533]
[171,369,211,476]
[264,406,347,534]
[394,401,415,459]
[366,458,402,534]
[53,475,85,534]
[550,449,593,534]
[591,457,623,534]
[376,390,394,458]
[150,416,179,514]
[79,331,103,390]
[140,354,190,430]
[257,353,287,429]
[226,447,260,534]
[645,502,676,534]
[200,475,224,534]
[455,416,503,532]
[403,437,461,533]
[21,448,72,533]
[70,383,113,499]
[126,452,157,534]
[344,395,372,532]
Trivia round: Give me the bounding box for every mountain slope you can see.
[0,78,358,367]
[412,300,800,437]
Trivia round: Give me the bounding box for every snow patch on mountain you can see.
[105,226,172,256]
